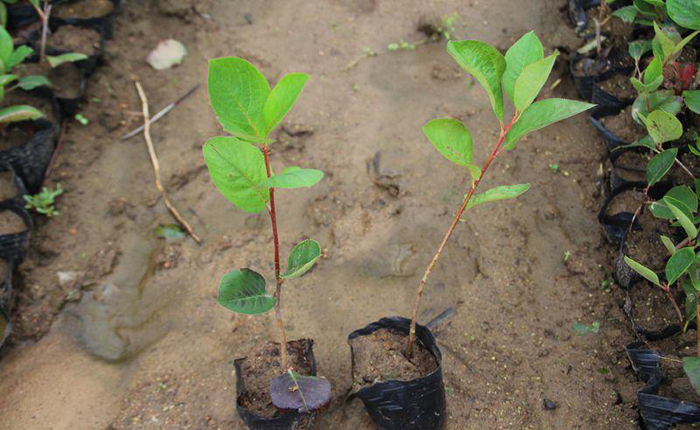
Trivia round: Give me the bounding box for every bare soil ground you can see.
[0,0,644,428]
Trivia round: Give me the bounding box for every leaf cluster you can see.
[204,58,323,316]
[423,32,593,208]
[24,183,63,217]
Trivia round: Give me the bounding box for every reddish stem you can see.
[263,145,289,372]
[406,117,517,356]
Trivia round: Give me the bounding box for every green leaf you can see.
[466,184,530,210]
[208,57,271,142]
[653,22,676,61]
[17,75,50,90]
[667,247,695,284]
[644,56,663,85]
[665,196,699,239]
[262,166,323,189]
[156,224,185,241]
[447,40,506,122]
[0,4,7,28]
[422,118,473,166]
[0,104,43,123]
[646,148,678,186]
[217,268,276,315]
[467,165,482,186]
[684,90,700,115]
[628,39,653,60]
[632,90,682,122]
[684,357,700,396]
[660,235,676,255]
[513,52,558,113]
[573,321,600,335]
[0,26,12,68]
[7,45,32,69]
[505,98,595,148]
[46,53,88,68]
[202,136,270,213]
[631,76,663,93]
[503,31,543,104]
[281,239,321,279]
[634,0,658,16]
[263,73,308,136]
[613,5,639,23]
[650,185,697,219]
[674,30,700,55]
[639,110,683,144]
[668,0,700,30]
[624,255,661,285]
[0,73,16,86]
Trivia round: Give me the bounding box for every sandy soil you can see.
[0,0,643,428]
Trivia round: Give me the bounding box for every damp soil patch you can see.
[349,327,437,388]
[237,339,314,418]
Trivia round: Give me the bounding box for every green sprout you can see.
[24,184,64,217]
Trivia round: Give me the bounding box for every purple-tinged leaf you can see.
[270,371,331,412]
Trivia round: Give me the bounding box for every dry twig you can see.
[135,81,201,244]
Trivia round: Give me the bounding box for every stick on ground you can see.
[121,84,199,141]
[135,81,201,244]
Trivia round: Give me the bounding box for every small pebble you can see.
[543,398,557,410]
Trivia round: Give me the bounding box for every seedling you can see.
[0,25,48,124]
[623,184,700,394]
[24,183,63,217]
[405,31,594,355]
[204,57,330,412]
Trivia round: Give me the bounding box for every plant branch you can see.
[406,116,517,356]
[134,81,201,244]
[663,284,684,325]
[263,145,289,372]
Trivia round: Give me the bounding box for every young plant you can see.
[24,183,63,216]
[0,25,47,123]
[405,31,594,355]
[623,184,700,395]
[204,57,330,412]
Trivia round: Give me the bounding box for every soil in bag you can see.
[349,328,436,387]
[235,339,318,429]
[49,25,102,56]
[0,203,32,264]
[348,317,446,430]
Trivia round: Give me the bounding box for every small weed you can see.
[563,251,571,262]
[549,163,559,172]
[24,184,64,217]
[74,113,89,125]
[573,321,600,335]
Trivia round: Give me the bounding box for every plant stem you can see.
[263,145,289,372]
[663,284,683,325]
[29,1,51,64]
[406,117,516,356]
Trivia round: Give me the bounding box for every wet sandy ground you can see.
[0,0,642,428]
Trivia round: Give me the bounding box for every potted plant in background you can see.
[347,31,594,430]
[204,57,331,429]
